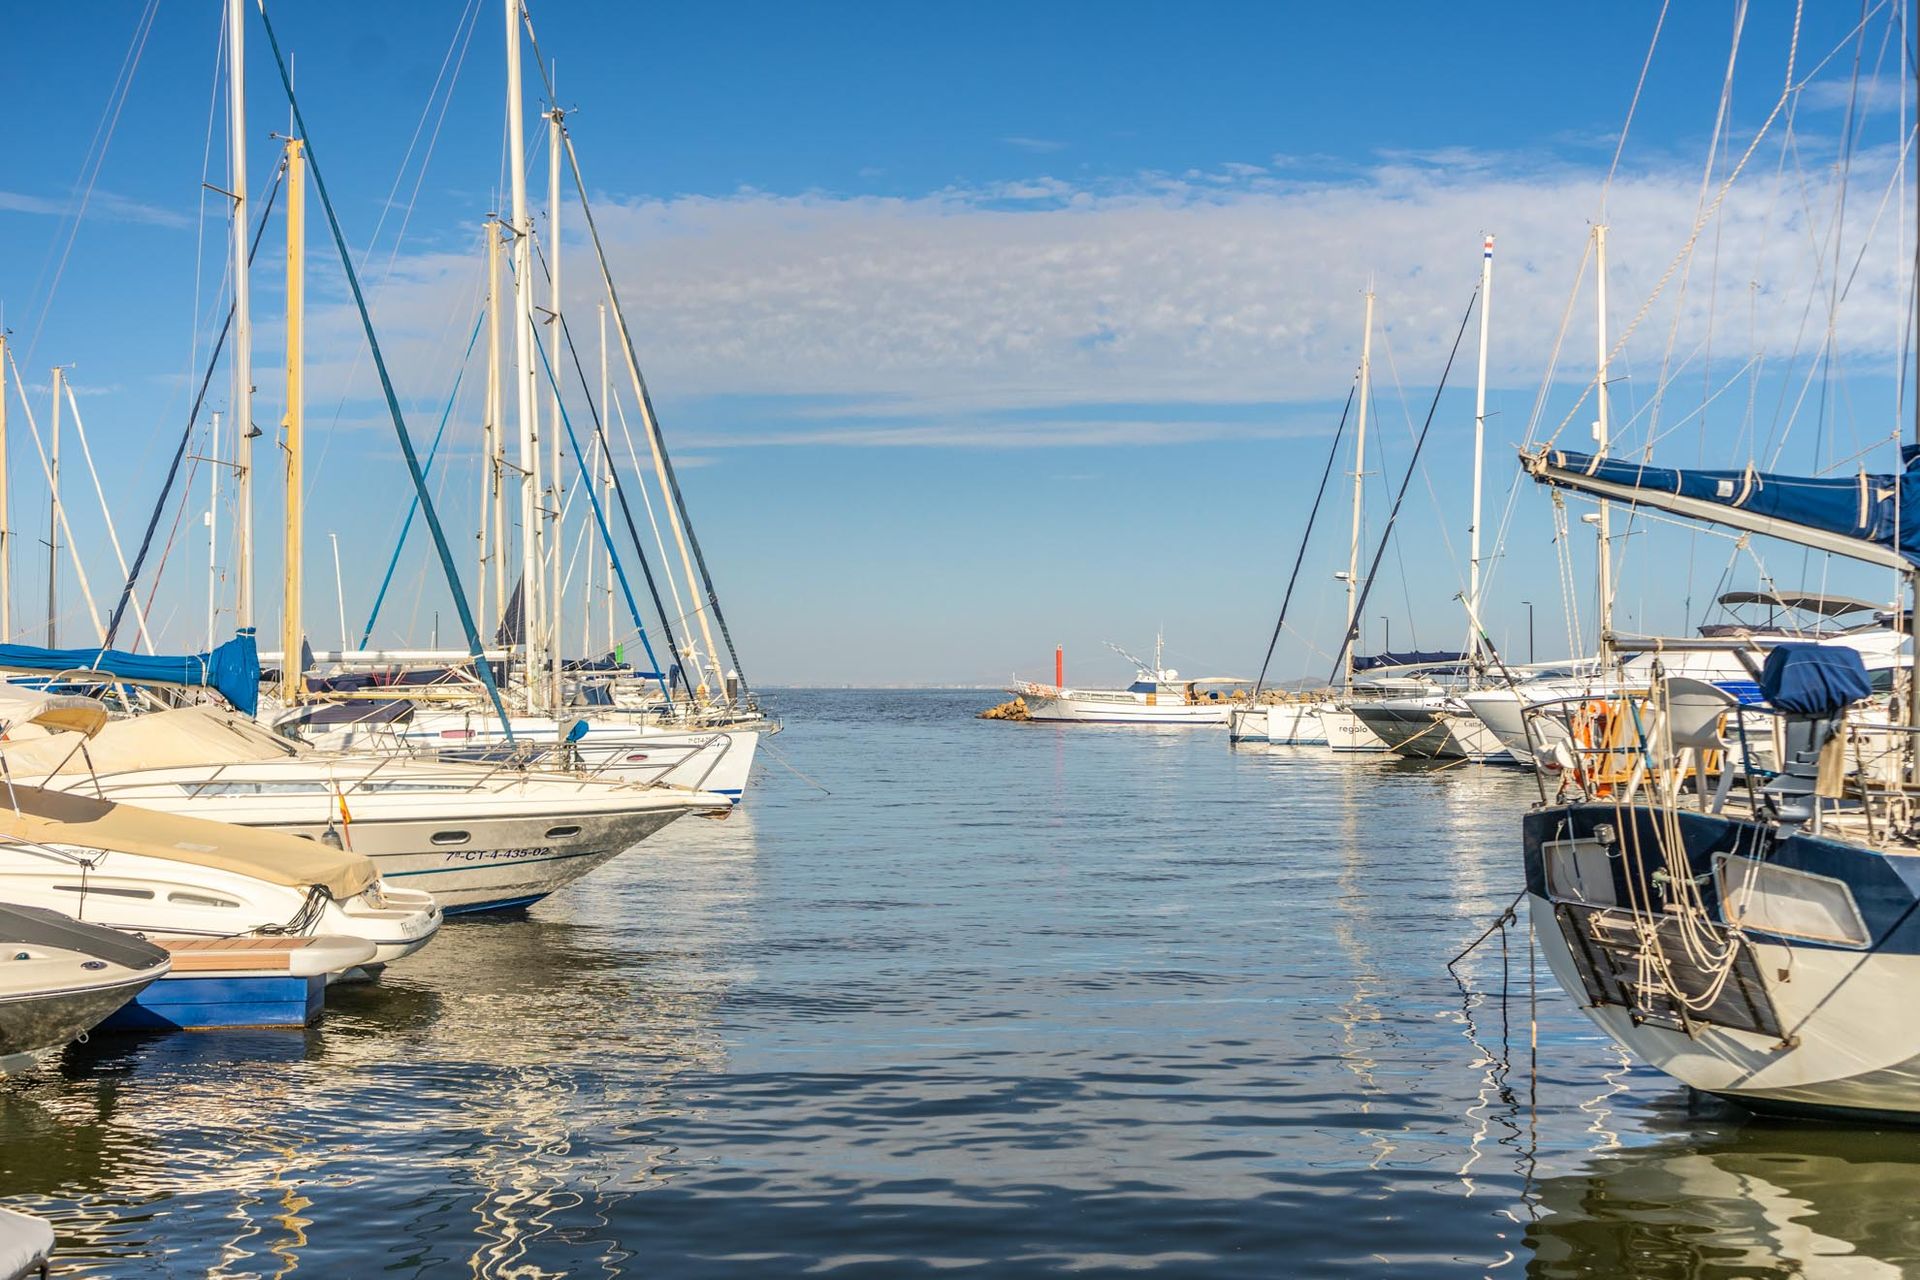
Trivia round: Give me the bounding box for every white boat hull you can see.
[1530,894,1920,1118]
[1228,704,1328,744]
[1019,689,1234,725]
[1320,707,1388,751]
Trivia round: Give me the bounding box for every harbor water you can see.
[5,688,1918,1276]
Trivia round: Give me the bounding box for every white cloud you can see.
[292,144,1911,454]
[0,188,191,230]
[1002,136,1067,153]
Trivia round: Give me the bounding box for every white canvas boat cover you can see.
[0,683,110,738]
[0,1206,53,1280]
[0,783,376,901]
[0,703,296,777]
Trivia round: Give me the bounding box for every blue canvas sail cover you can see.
[0,630,261,716]
[1758,643,1872,717]
[1538,447,1920,568]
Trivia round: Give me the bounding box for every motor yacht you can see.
[0,699,729,915]
[0,903,171,1073]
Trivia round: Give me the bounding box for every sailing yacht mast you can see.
[0,332,9,641]
[1342,290,1375,695]
[598,302,613,656]
[1469,237,1492,659]
[227,0,253,633]
[484,216,507,634]
[505,0,543,706]
[1593,224,1615,666]
[545,89,565,708]
[280,137,305,704]
[46,367,60,647]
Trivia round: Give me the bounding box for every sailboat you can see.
[1517,440,1920,1119]
[1347,237,1512,763]
[270,0,770,799]
[1506,137,1920,1119]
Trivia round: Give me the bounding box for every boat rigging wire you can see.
[520,4,754,700]
[1601,0,1671,222]
[1248,379,1356,699]
[528,306,676,701]
[358,308,488,649]
[100,165,286,652]
[522,239,695,701]
[18,0,161,370]
[253,0,515,741]
[1326,283,1481,686]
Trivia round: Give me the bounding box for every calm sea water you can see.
[4,688,1919,1277]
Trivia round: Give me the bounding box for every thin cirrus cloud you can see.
[0,187,192,231]
[301,143,1906,455]
[1001,136,1068,153]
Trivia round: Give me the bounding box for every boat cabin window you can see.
[1869,666,1896,694]
[1714,855,1869,948]
[169,891,240,909]
[1126,681,1159,694]
[53,883,153,899]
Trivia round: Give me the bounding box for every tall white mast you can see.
[227,0,253,633]
[1343,290,1375,694]
[0,332,9,642]
[1469,235,1493,659]
[505,0,543,706]
[1593,224,1614,666]
[545,85,565,707]
[207,412,221,649]
[46,367,60,647]
[598,301,613,655]
[483,220,506,640]
[481,216,502,633]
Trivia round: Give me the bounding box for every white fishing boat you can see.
[0,699,728,916]
[0,904,171,1073]
[1012,638,1247,725]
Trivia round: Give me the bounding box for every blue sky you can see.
[1,2,1913,685]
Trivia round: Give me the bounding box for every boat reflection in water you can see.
[0,811,756,1278]
[1525,1117,1920,1279]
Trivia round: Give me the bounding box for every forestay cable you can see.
[254,0,514,739]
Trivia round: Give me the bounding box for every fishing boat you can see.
[1012,638,1247,725]
[0,904,171,1073]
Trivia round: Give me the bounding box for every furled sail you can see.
[0,630,262,716]
[1521,446,1920,571]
